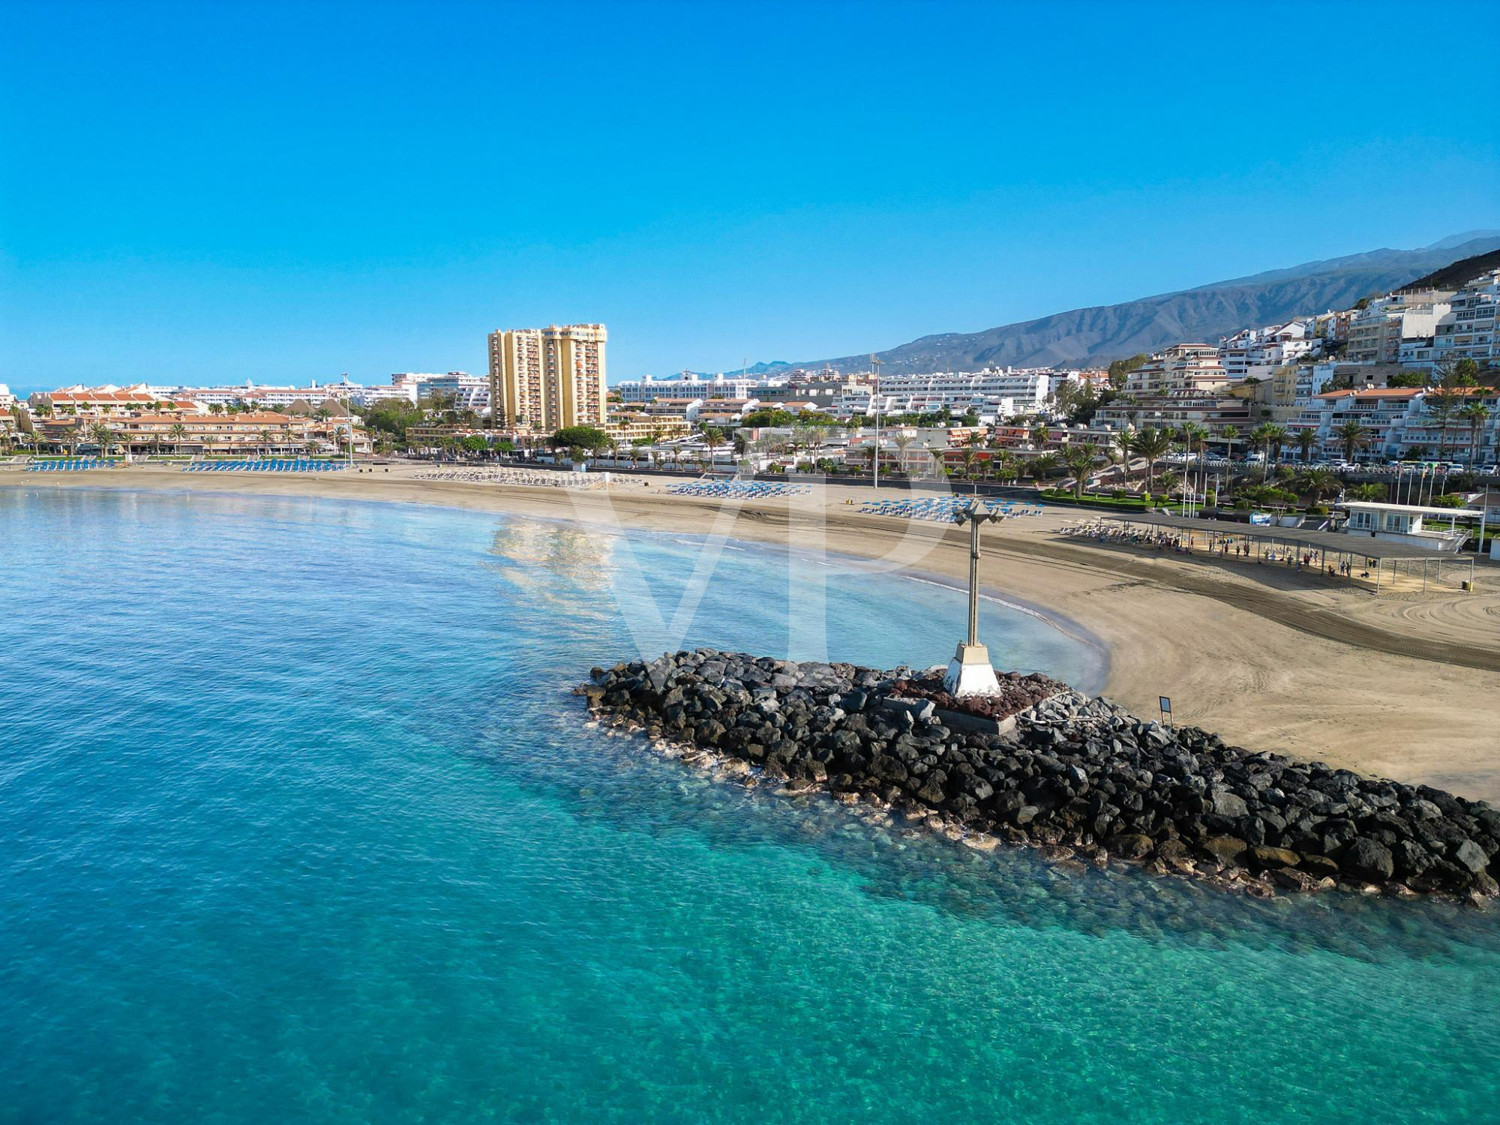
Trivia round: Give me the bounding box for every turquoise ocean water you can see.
[1,488,1497,1124]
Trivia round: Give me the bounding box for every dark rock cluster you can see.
[581,649,1500,901]
[886,669,1063,723]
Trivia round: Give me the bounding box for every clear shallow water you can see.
[1,488,1497,1125]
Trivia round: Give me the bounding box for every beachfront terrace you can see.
[1067,512,1477,595]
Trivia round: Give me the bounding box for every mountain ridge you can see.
[774,234,1500,375]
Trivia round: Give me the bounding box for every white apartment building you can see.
[1346,293,1452,364]
[388,373,452,400]
[146,378,413,409]
[1301,388,1424,459]
[1434,268,1499,366]
[354,382,420,406]
[417,372,489,412]
[1300,386,1500,461]
[1219,321,1317,380]
[1095,345,1245,431]
[1122,344,1230,395]
[1046,369,1107,396]
[1398,337,1440,369]
[839,368,1049,420]
[1095,394,1252,432]
[612,373,761,404]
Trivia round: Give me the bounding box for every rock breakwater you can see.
[582,650,1500,902]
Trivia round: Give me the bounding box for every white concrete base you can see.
[942,642,1001,697]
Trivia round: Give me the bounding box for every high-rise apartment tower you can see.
[487,323,608,430]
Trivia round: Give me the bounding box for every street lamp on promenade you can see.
[943,505,1005,697]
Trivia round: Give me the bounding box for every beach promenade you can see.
[9,463,1500,802]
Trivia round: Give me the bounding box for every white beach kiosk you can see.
[1340,501,1484,590]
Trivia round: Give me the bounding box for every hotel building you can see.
[487,323,608,431]
[1346,294,1452,364]
[1434,269,1499,366]
[1095,344,1248,430]
[612,373,759,404]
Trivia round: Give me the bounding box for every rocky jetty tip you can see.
[579,650,1500,903]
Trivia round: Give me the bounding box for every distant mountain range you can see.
[1398,243,1500,292]
[756,232,1500,376]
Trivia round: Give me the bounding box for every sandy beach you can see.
[9,463,1500,802]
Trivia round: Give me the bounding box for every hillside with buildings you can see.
[1398,245,1500,293]
[793,235,1500,374]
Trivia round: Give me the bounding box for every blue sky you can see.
[2,0,1496,392]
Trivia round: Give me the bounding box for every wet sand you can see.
[8,463,1500,801]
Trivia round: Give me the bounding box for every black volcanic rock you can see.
[580,650,1499,902]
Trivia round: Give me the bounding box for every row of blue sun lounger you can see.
[181,460,350,473]
[859,497,1046,520]
[26,459,118,472]
[666,481,811,498]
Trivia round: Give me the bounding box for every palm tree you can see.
[1294,428,1316,464]
[1247,423,1273,465]
[1426,390,1462,462]
[1263,423,1289,466]
[1027,452,1060,483]
[1130,426,1171,494]
[1297,467,1340,503]
[89,422,117,460]
[1459,402,1491,466]
[168,423,188,455]
[700,426,722,471]
[1333,420,1370,463]
[1347,482,1388,502]
[959,445,979,489]
[1061,441,1100,500]
[1110,426,1135,470]
[258,428,274,457]
[1218,424,1239,461]
[1030,422,1052,449]
[1179,422,1209,461]
[994,450,1019,485]
[892,433,914,477]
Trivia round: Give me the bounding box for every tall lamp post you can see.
[344,374,356,470]
[943,505,1005,697]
